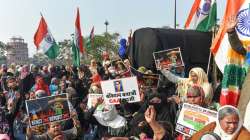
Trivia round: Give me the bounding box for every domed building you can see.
[6,36,29,65]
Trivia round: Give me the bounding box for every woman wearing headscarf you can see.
[128,92,177,138]
[174,85,207,140]
[224,16,250,125]
[19,65,35,98]
[191,105,250,140]
[161,67,213,106]
[89,59,98,75]
[30,75,50,96]
[49,77,59,96]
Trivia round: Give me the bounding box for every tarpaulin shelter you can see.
[127,28,213,75]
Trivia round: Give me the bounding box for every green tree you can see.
[30,32,121,66]
[84,32,120,63]
[58,39,73,65]
[0,41,7,64]
[0,41,6,56]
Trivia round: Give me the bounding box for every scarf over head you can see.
[213,105,242,140]
[20,65,30,79]
[93,104,127,129]
[177,67,213,105]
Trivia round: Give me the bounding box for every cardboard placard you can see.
[110,59,131,78]
[26,94,70,127]
[87,94,103,109]
[153,47,184,71]
[101,77,140,104]
[176,103,217,136]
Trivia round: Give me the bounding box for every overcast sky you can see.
[0,0,226,57]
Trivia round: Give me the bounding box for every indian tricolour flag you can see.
[185,0,217,32]
[34,16,59,59]
[211,0,250,106]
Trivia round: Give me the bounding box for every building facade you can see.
[6,37,29,65]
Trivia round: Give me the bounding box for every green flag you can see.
[72,41,80,67]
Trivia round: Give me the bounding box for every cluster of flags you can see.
[186,0,250,108]
[34,8,94,66]
[211,0,250,108]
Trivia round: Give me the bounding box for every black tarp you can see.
[127,28,213,75]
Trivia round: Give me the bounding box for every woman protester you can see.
[161,66,213,106]
[128,92,177,139]
[191,105,250,140]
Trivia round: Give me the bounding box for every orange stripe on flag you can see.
[34,16,48,49]
[75,8,85,53]
[184,0,201,29]
[211,0,245,54]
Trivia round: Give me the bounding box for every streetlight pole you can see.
[104,20,109,34]
[174,0,177,29]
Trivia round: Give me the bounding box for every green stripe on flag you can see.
[72,41,80,67]
[196,2,217,32]
[45,43,59,59]
[222,64,246,89]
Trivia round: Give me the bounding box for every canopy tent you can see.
[127,28,213,75]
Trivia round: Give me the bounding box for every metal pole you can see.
[174,0,177,29]
[104,20,109,34]
[106,25,107,34]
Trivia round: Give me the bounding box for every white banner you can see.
[101,77,140,104]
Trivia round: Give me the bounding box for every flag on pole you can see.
[72,39,80,67]
[185,0,217,32]
[34,15,59,59]
[86,26,95,48]
[211,0,248,106]
[75,8,84,53]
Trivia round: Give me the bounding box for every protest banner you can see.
[87,94,103,109]
[153,47,184,73]
[176,103,217,136]
[101,77,140,104]
[110,59,131,77]
[25,94,70,127]
[130,67,159,88]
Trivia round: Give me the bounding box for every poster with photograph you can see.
[176,103,217,136]
[101,77,140,104]
[87,94,103,109]
[130,67,159,88]
[153,47,184,72]
[26,94,70,127]
[110,59,131,78]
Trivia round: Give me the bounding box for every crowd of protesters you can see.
[0,57,176,140]
[0,55,249,140]
[1,18,250,140]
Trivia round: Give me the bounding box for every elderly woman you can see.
[191,105,250,140]
[161,67,213,105]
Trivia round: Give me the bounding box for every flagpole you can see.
[207,24,218,88]
[206,26,217,75]
[174,0,177,29]
[206,51,212,75]
[40,12,43,17]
